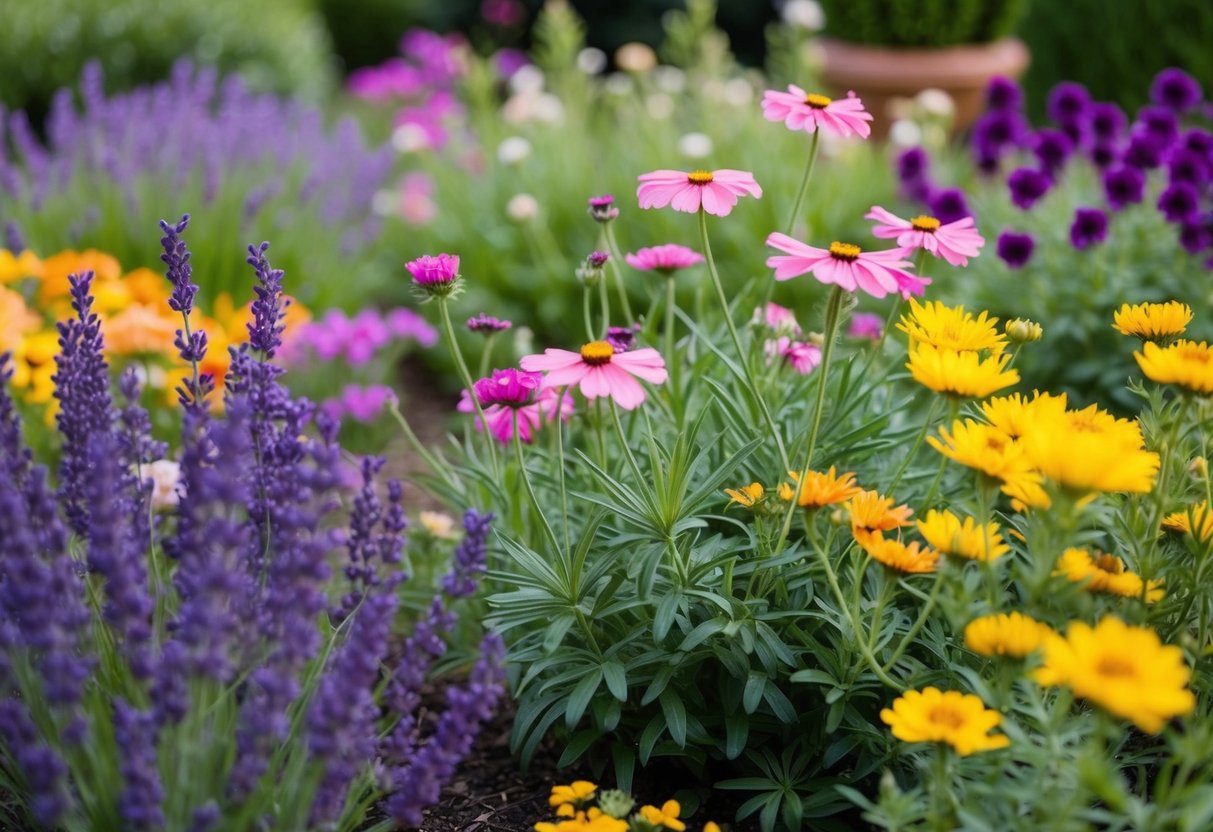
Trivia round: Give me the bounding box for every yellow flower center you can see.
[687,170,714,184]
[804,93,833,108]
[1096,655,1137,679]
[929,705,966,729]
[579,340,615,365]
[828,242,861,262]
[910,215,941,232]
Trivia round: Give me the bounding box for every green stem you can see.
[881,570,944,673]
[603,222,635,323]
[583,287,596,342]
[885,396,944,495]
[609,400,648,489]
[553,387,572,559]
[388,401,460,493]
[777,285,846,550]
[438,298,499,477]
[784,131,821,237]
[477,332,498,380]
[598,274,611,337]
[512,410,565,568]
[698,207,790,468]
[664,276,681,422]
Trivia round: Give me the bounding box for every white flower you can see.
[646,93,674,120]
[653,65,686,93]
[506,193,540,222]
[888,119,923,148]
[419,510,456,539]
[147,460,183,511]
[577,47,607,75]
[723,78,754,107]
[372,189,399,216]
[678,132,713,158]
[496,136,532,165]
[916,88,956,118]
[782,0,824,31]
[615,42,657,73]
[391,123,431,154]
[508,64,545,95]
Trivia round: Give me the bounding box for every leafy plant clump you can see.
[816,0,1028,48]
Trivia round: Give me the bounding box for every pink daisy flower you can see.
[753,302,801,335]
[766,233,930,300]
[636,169,762,217]
[761,87,873,139]
[520,340,668,410]
[865,206,985,267]
[458,386,573,445]
[625,244,705,274]
[848,312,884,341]
[766,337,822,375]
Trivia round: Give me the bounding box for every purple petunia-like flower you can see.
[1070,207,1109,250]
[1123,132,1164,169]
[1180,215,1213,255]
[928,187,972,225]
[1158,182,1201,223]
[1103,165,1146,210]
[1047,81,1092,127]
[467,312,512,334]
[1137,105,1180,150]
[606,324,640,353]
[1032,128,1074,176]
[895,147,933,202]
[997,231,1035,269]
[1007,167,1052,210]
[1167,147,1210,189]
[1090,102,1127,141]
[985,76,1024,112]
[1150,67,1204,113]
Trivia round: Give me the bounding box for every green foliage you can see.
[817,0,1028,47]
[0,0,335,118]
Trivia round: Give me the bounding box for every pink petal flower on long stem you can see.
[865,206,986,267]
[765,233,929,300]
[520,341,668,410]
[457,387,573,444]
[636,169,762,217]
[761,87,873,138]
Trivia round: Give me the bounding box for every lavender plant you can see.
[0,219,502,831]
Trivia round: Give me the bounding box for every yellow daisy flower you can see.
[548,781,597,809]
[1113,301,1192,340]
[638,800,686,831]
[778,466,862,508]
[848,489,913,547]
[1034,617,1195,733]
[964,612,1055,658]
[980,391,1068,439]
[536,808,628,832]
[1135,340,1213,395]
[897,299,1007,353]
[906,344,1020,398]
[1054,548,1164,603]
[1161,501,1213,543]
[880,687,1010,755]
[916,509,1009,561]
[1017,408,1159,495]
[723,482,765,508]
[856,534,939,573]
[927,419,1028,481]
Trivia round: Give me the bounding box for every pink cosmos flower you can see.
[330,384,397,423]
[406,253,459,286]
[761,87,873,138]
[865,206,985,267]
[386,308,438,345]
[520,341,668,410]
[457,386,573,444]
[848,312,884,341]
[472,368,542,408]
[766,337,822,375]
[766,233,929,300]
[636,169,762,217]
[625,244,705,274]
[754,302,801,335]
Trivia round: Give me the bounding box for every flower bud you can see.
[587,194,619,223]
[575,251,609,288]
[1189,456,1208,479]
[1005,318,1043,343]
[405,253,462,299]
[597,789,635,819]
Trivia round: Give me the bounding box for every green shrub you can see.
[817,0,1028,47]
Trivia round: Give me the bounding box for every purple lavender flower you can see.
[1069,207,1109,250]
[997,231,1035,268]
[1103,165,1146,210]
[113,700,165,830]
[1158,182,1201,223]
[1167,147,1210,189]
[442,509,493,599]
[4,220,24,252]
[928,187,971,224]
[1150,68,1203,113]
[1007,167,1052,210]
[1090,102,1127,141]
[159,214,198,316]
[467,312,512,334]
[1031,128,1074,176]
[588,194,620,222]
[0,703,72,826]
[985,76,1024,112]
[245,241,287,357]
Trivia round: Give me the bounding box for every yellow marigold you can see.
[1113,301,1192,340]
[638,801,686,831]
[981,391,1068,439]
[965,612,1055,658]
[1135,340,1213,395]
[38,249,122,302]
[856,534,939,573]
[927,419,1028,480]
[848,490,913,547]
[103,304,180,356]
[0,249,42,283]
[916,509,1009,561]
[1161,501,1213,542]
[906,344,1020,398]
[1000,469,1052,512]
[778,466,862,508]
[898,299,1007,353]
[724,482,765,508]
[549,781,597,809]
[880,687,1010,755]
[1034,617,1194,733]
[1017,408,1159,494]
[0,285,41,354]
[536,808,628,832]
[1054,548,1164,603]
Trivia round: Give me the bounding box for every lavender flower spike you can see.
[159,214,197,316]
[442,509,493,598]
[245,241,287,357]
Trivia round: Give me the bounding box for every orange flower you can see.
[1161,501,1213,543]
[38,249,122,302]
[778,466,862,508]
[847,489,913,546]
[103,304,180,357]
[856,534,939,573]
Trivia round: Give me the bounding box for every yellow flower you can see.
[1034,617,1195,733]
[549,781,597,809]
[704,825,722,832]
[38,249,122,302]
[927,419,1028,480]
[980,391,1068,439]
[0,248,42,283]
[724,482,764,508]
[1004,318,1043,343]
[916,509,1009,561]
[848,489,913,547]
[856,534,939,573]
[906,344,1019,398]
[536,808,628,832]
[1017,407,1159,494]
[1113,301,1192,340]
[898,299,1006,353]
[964,612,1055,658]
[419,510,457,539]
[0,285,41,354]
[638,801,685,831]
[778,466,862,508]
[1161,501,1213,543]
[880,687,1010,755]
[1134,340,1213,395]
[1054,548,1164,603]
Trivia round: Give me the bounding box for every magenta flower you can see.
[754,302,801,335]
[766,337,822,375]
[636,169,762,217]
[405,254,460,299]
[386,308,438,345]
[588,194,619,223]
[865,206,985,267]
[761,87,873,138]
[765,234,929,300]
[624,244,705,274]
[457,387,572,444]
[520,341,668,410]
[471,369,541,408]
[338,384,397,423]
[466,313,512,334]
[848,312,884,341]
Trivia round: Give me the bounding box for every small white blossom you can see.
[496,136,532,165]
[506,193,540,222]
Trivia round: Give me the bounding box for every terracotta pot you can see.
[817,37,1030,138]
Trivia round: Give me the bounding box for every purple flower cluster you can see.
[290,306,438,366]
[0,221,501,828]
